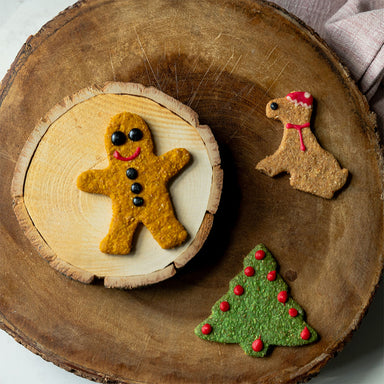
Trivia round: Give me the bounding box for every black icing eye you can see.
[111,131,127,146]
[128,128,143,141]
[270,102,278,110]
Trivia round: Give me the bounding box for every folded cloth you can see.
[270,0,348,37]
[325,0,384,99]
[271,0,384,131]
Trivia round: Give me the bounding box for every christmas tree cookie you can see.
[195,244,318,357]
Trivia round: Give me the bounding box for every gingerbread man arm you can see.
[77,169,110,195]
[158,148,191,182]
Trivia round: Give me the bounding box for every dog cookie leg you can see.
[290,167,348,199]
[143,212,188,249]
[99,214,139,254]
[256,152,287,177]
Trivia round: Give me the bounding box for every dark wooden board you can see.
[0,0,383,383]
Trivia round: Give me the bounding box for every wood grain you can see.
[0,0,383,383]
[11,83,222,288]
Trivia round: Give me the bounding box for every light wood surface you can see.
[11,83,222,287]
[0,1,383,383]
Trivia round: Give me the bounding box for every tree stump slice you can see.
[0,1,383,384]
[11,82,222,288]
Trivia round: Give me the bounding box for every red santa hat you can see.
[286,91,313,108]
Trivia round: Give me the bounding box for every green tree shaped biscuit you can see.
[195,244,318,357]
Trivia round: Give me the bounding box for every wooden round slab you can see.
[11,82,222,288]
[0,1,383,383]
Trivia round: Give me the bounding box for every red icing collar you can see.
[286,123,310,152]
[113,147,141,161]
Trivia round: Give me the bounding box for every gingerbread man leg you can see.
[142,212,188,249]
[100,214,139,254]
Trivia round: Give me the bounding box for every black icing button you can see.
[131,182,142,194]
[133,197,144,206]
[270,102,278,110]
[126,168,138,180]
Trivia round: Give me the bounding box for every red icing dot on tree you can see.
[255,250,266,260]
[220,301,230,312]
[244,266,255,277]
[234,285,244,295]
[267,270,277,281]
[201,323,212,335]
[252,337,264,352]
[289,308,298,317]
[301,326,311,340]
[277,290,288,304]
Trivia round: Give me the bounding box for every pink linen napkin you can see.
[270,0,384,130]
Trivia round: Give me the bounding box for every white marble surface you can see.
[0,1,383,383]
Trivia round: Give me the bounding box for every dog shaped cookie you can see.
[256,91,348,199]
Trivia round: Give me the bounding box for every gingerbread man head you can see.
[105,112,154,165]
[266,91,313,125]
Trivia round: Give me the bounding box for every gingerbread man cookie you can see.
[256,91,348,199]
[77,112,191,254]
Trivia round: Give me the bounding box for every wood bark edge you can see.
[12,196,95,284]
[10,82,222,289]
